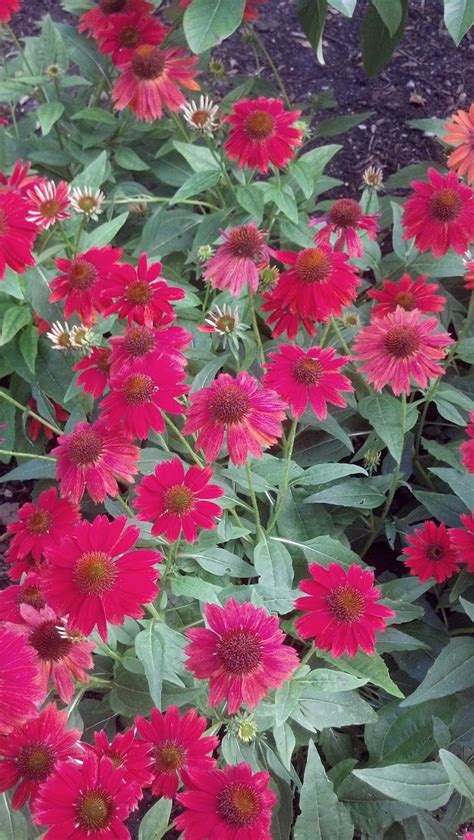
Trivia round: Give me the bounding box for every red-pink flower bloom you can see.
[88,729,153,805]
[224,97,303,173]
[49,245,123,326]
[135,706,218,798]
[6,488,80,574]
[134,457,224,542]
[295,563,394,657]
[0,0,20,22]
[26,398,69,443]
[109,323,191,373]
[444,105,474,184]
[203,224,269,296]
[98,10,168,64]
[368,272,446,317]
[0,160,44,196]
[460,412,474,473]
[450,513,474,573]
[183,371,286,465]
[43,515,161,641]
[73,346,111,399]
[52,418,140,504]
[402,167,474,257]
[112,44,200,122]
[0,704,82,810]
[0,625,42,735]
[176,762,277,840]
[100,253,185,326]
[79,0,153,38]
[100,358,187,440]
[263,344,352,420]
[0,190,37,280]
[26,180,71,230]
[185,599,299,714]
[311,197,379,258]
[402,521,459,583]
[33,753,138,840]
[0,572,46,623]
[353,307,453,396]
[464,259,474,291]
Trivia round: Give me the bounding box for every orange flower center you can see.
[30,621,73,662]
[216,628,263,674]
[394,291,415,310]
[191,109,212,127]
[123,325,155,357]
[132,45,166,80]
[217,782,260,827]
[39,198,61,218]
[427,544,444,561]
[295,248,331,284]
[227,225,263,259]
[164,484,194,515]
[121,372,154,404]
[327,584,365,623]
[216,314,236,333]
[68,259,97,290]
[384,325,420,358]
[19,585,46,610]
[329,198,361,228]
[244,109,275,140]
[429,188,463,222]
[67,428,103,467]
[18,743,55,781]
[73,551,116,596]
[27,508,52,535]
[77,790,114,831]
[209,384,250,425]
[96,348,111,373]
[100,0,126,12]
[126,279,152,305]
[292,357,323,386]
[107,751,125,769]
[155,741,185,771]
[119,26,140,47]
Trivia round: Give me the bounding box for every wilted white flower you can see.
[181,95,219,134]
[69,324,94,349]
[70,186,105,220]
[362,165,384,190]
[46,321,74,350]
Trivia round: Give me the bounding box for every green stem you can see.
[170,110,191,142]
[330,317,371,395]
[299,642,315,668]
[267,418,297,534]
[164,416,203,467]
[73,216,86,255]
[414,382,437,456]
[248,294,265,367]
[103,196,220,212]
[245,461,261,532]
[0,390,62,435]
[146,601,161,620]
[97,642,122,662]
[252,28,291,107]
[0,449,55,461]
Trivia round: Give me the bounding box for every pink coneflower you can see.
[112,44,200,122]
[109,323,191,373]
[295,563,394,657]
[79,0,153,38]
[402,521,459,583]
[224,97,303,173]
[183,371,286,465]
[33,753,138,840]
[100,252,185,326]
[402,167,474,257]
[43,515,161,641]
[26,180,71,230]
[134,457,224,542]
[368,273,446,317]
[0,626,42,735]
[0,704,82,810]
[88,729,153,805]
[451,513,474,573]
[263,345,352,420]
[311,197,379,258]
[0,572,45,623]
[100,358,187,440]
[261,280,317,339]
[464,258,474,291]
[6,487,80,571]
[0,0,21,22]
[460,413,474,473]
[52,418,140,504]
[98,10,168,64]
[176,762,276,840]
[49,245,123,326]
[26,398,69,443]
[444,105,474,184]
[353,307,453,396]
[0,160,43,196]
[135,706,218,798]
[0,190,37,280]
[203,224,269,296]
[184,599,299,714]
[73,346,112,399]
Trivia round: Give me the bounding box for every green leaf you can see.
[171,575,221,604]
[353,763,452,810]
[299,669,369,693]
[359,394,418,463]
[170,170,220,204]
[390,200,407,259]
[317,650,404,698]
[109,665,153,717]
[0,306,31,346]
[254,537,294,589]
[460,597,474,621]
[295,535,362,568]
[401,638,474,706]
[274,680,301,727]
[236,184,264,222]
[182,546,255,577]
[294,741,354,840]
[297,0,328,52]
[72,107,118,126]
[273,722,295,770]
[19,326,38,374]
[429,467,474,511]
[37,102,64,135]
[135,622,164,707]
[115,148,149,171]
[361,0,408,76]
[314,111,374,137]
[327,0,356,15]
[304,478,386,509]
[138,798,172,840]
[184,0,245,53]
[412,490,468,525]
[0,793,28,840]
[299,142,342,173]
[173,141,220,173]
[141,208,199,257]
[82,212,129,249]
[266,183,299,223]
[0,458,56,482]
[298,689,377,728]
[72,150,108,189]
[444,0,474,45]
[439,749,474,803]
[365,698,454,765]
[372,0,403,35]
[290,463,367,487]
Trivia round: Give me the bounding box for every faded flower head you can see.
[70,186,105,220]
[362,165,384,190]
[181,95,219,134]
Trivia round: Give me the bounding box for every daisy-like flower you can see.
[295,563,395,657]
[176,762,276,840]
[362,165,384,190]
[353,306,453,396]
[0,572,45,623]
[33,753,138,840]
[402,167,474,257]
[100,357,188,440]
[88,729,153,806]
[460,412,474,473]
[0,704,82,810]
[79,0,153,38]
[0,0,20,22]
[26,397,69,443]
[311,197,379,259]
[197,303,248,350]
[97,10,168,64]
[70,186,105,221]
[43,515,161,641]
[184,599,299,714]
[0,190,37,280]
[181,95,219,134]
[134,457,224,542]
[403,521,459,583]
[203,223,269,296]
[135,706,218,798]
[73,346,111,399]
[263,345,353,420]
[109,323,191,374]
[450,512,474,573]
[112,44,200,122]
[100,252,185,326]
[52,418,141,504]
[46,320,75,350]
[368,273,446,317]
[6,488,80,571]
[224,97,303,173]
[0,160,43,196]
[0,626,42,736]
[444,105,474,184]
[49,245,123,326]
[183,371,286,466]
[26,180,71,230]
